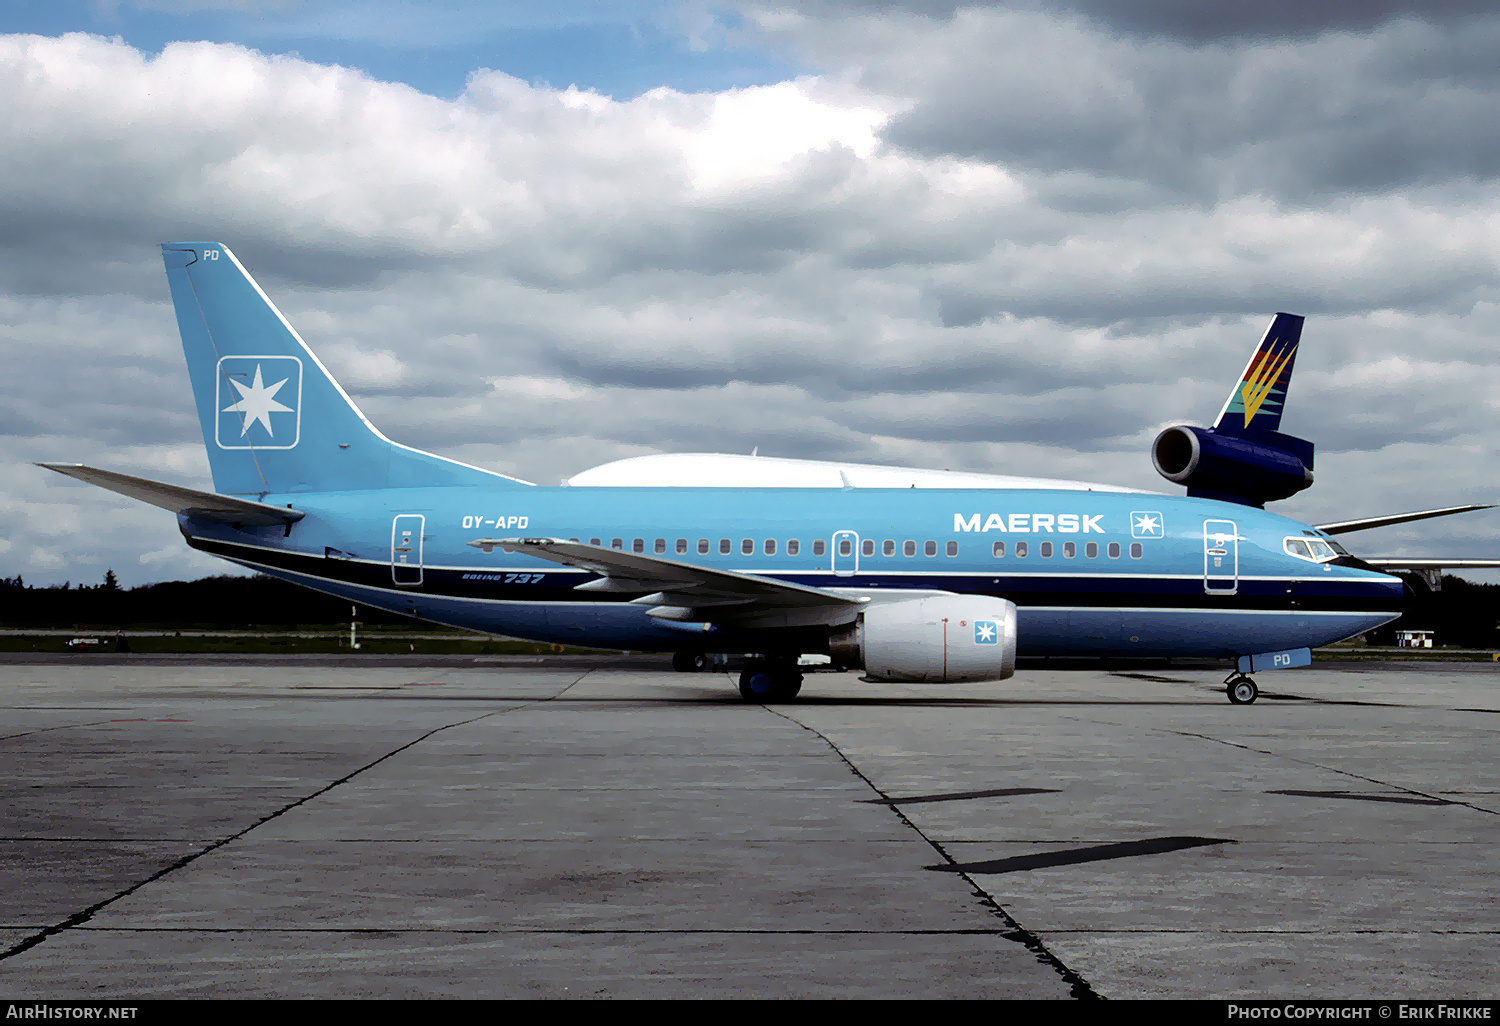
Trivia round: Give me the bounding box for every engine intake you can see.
[1152,424,1313,507]
[829,595,1018,683]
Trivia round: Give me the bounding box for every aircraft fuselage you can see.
[181,485,1403,658]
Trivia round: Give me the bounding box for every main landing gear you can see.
[1224,671,1259,705]
[738,656,803,703]
[672,651,709,672]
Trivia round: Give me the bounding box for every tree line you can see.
[0,572,415,628]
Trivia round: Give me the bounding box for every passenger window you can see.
[720,539,731,555]
[992,541,1006,558]
[1040,541,1054,558]
[883,539,895,557]
[698,539,709,554]
[862,539,875,557]
[946,541,958,556]
[764,539,777,555]
[787,539,800,556]
[924,540,937,557]
[903,540,915,557]
[633,538,645,553]
[1130,543,1143,558]
[654,538,666,554]
[590,538,601,546]
[742,538,754,555]
[813,539,826,556]
[1062,542,1075,558]
[1015,541,1028,558]
[1085,542,1097,558]
[1107,542,1120,559]
[675,539,688,554]
[838,539,851,557]
[611,538,623,550]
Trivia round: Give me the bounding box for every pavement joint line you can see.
[1026,709,1499,819]
[48,926,1022,936]
[34,927,1499,938]
[1008,929,1500,936]
[1163,728,1500,817]
[763,704,1102,1001]
[0,670,594,966]
[0,718,144,741]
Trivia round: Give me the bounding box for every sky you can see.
[2,0,1498,587]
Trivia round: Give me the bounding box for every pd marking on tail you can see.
[217,356,302,448]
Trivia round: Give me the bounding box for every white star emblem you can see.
[1134,514,1160,535]
[222,364,293,437]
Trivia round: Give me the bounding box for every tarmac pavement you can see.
[0,656,1494,999]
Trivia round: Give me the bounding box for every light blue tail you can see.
[162,243,529,497]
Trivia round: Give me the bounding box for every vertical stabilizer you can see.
[1213,312,1303,437]
[162,243,528,496]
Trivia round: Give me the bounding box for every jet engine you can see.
[1152,424,1314,507]
[828,595,1018,683]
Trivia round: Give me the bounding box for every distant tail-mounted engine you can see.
[829,595,1018,683]
[1152,424,1314,507]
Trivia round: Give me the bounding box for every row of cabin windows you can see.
[587,537,826,556]
[574,537,1141,560]
[991,540,1144,559]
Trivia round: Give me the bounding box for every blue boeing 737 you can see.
[40,243,1500,704]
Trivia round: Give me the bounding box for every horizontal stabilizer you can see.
[38,464,304,528]
[1315,505,1494,536]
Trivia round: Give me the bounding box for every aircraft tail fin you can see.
[1152,312,1313,507]
[1212,312,1303,437]
[161,243,529,496]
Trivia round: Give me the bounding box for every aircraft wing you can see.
[468,536,864,629]
[1361,557,1500,571]
[1315,505,1494,535]
[38,463,305,529]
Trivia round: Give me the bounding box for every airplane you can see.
[39,242,1500,705]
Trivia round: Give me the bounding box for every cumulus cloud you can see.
[751,4,1500,205]
[0,22,1497,587]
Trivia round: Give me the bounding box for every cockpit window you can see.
[1284,536,1337,562]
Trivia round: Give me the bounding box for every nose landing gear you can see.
[1224,672,1259,705]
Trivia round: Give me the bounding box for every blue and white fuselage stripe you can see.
[181,485,1402,656]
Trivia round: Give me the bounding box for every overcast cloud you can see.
[2,1,1498,585]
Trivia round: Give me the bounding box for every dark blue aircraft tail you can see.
[162,243,529,497]
[1152,313,1314,507]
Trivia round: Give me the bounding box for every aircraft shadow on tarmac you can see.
[932,835,1238,875]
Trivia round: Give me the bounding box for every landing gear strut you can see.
[1224,672,1259,705]
[738,656,803,703]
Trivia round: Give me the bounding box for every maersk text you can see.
[953,513,1106,534]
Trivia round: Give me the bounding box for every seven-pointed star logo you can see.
[223,364,293,437]
[1132,511,1164,538]
[974,621,998,644]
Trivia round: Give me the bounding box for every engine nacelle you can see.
[1152,424,1314,507]
[829,595,1018,683]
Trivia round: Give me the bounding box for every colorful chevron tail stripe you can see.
[1215,313,1304,434]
